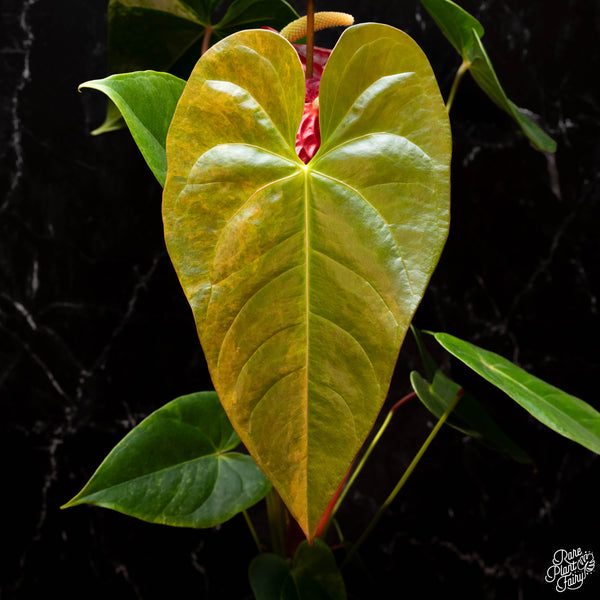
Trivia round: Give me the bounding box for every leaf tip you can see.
[59,496,79,510]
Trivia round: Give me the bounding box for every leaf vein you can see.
[313,249,399,328]
[311,170,416,296]
[216,264,303,367]
[310,311,380,387]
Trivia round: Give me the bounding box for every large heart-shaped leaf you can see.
[433,333,600,455]
[80,71,186,186]
[61,391,271,527]
[163,25,451,539]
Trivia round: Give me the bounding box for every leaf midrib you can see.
[444,338,600,446]
[480,358,599,432]
[303,164,311,517]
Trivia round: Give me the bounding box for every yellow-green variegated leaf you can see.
[163,24,451,540]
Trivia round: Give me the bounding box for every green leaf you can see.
[249,553,292,600]
[185,0,223,23]
[91,101,126,135]
[215,0,299,39]
[420,0,556,152]
[62,391,272,527]
[249,540,346,600]
[419,0,484,57]
[466,31,557,152]
[432,333,600,455]
[107,0,297,74]
[80,71,185,186]
[162,25,451,539]
[410,326,530,462]
[411,371,531,463]
[97,0,297,133]
[107,0,205,75]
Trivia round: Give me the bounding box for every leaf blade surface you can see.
[163,25,451,539]
[433,333,600,455]
[420,0,555,152]
[62,391,271,527]
[249,539,346,600]
[419,0,485,57]
[80,71,185,186]
[466,31,556,152]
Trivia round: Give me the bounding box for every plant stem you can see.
[201,26,213,56]
[265,488,287,557]
[332,518,345,545]
[446,60,471,113]
[243,509,262,553]
[306,0,315,78]
[343,389,464,566]
[326,391,417,531]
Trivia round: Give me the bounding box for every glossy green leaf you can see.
[94,0,202,134]
[107,0,297,74]
[420,0,556,152]
[163,25,451,539]
[419,0,484,57]
[107,1,205,74]
[411,371,531,463]
[249,539,346,600]
[91,101,126,135]
[433,333,600,455]
[466,31,556,152]
[62,391,271,527]
[410,326,530,462]
[96,0,297,133]
[80,71,185,186]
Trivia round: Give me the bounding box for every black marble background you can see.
[2,0,599,598]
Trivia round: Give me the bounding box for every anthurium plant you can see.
[63,1,599,596]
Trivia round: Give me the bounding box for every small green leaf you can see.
[432,333,600,455]
[292,539,346,600]
[419,0,484,57]
[420,0,556,152]
[466,31,557,152]
[249,553,293,600]
[80,71,186,186]
[62,391,272,528]
[249,540,346,600]
[411,325,530,462]
[411,371,531,463]
[91,101,126,135]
